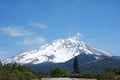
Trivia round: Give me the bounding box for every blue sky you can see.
[0,0,120,59]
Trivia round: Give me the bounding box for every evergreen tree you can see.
[0,60,3,70]
[3,64,11,71]
[73,56,79,74]
[18,65,32,72]
[12,62,18,70]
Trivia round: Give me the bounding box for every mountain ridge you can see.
[3,36,112,65]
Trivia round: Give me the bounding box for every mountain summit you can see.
[3,35,112,65]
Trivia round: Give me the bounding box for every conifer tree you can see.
[73,56,79,74]
[12,62,18,70]
[0,60,3,70]
[3,64,11,71]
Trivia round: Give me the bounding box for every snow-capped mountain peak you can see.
[3,36,112,64]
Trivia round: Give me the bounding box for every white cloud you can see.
[18,36,46,46]
[76,32,82,39]
[70,32,82,40]
[1,27,32,37]
[30,22,47,29]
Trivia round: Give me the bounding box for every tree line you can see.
[0,61,35,80]
[0,57,120,80]
[49,56,120,80]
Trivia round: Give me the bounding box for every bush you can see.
[97,72,115,80]
[50,67,69,77]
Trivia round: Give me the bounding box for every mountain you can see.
[3,35,117,72]
[111,56,120,61]
[3,36,112,64]
[80,57,120,72]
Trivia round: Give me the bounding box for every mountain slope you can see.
[26,54,120,73]
[80,57,120,72]
[3,36,112,65]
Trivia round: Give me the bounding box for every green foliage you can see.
[50,67,69,77]
[0,59,120,80]
[0,61,35,80]
[97,72,115,80]
[0,72,33,80]
[18,65,32,72]
[0,60,3,70]
[3,64,11,72]
[106,67,120,74]
[12,62,18,70]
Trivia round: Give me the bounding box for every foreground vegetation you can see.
[0,63,120,80]
[0,57,120,80]
[0,61,35,80]
[36,67,120,80]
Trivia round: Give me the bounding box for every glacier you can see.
[3,36,112,65]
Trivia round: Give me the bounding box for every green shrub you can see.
[97,72,115,80]
[50,67,69,77]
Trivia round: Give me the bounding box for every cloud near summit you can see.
[69,32,82,40]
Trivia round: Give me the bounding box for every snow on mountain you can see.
[3,35,113,65]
